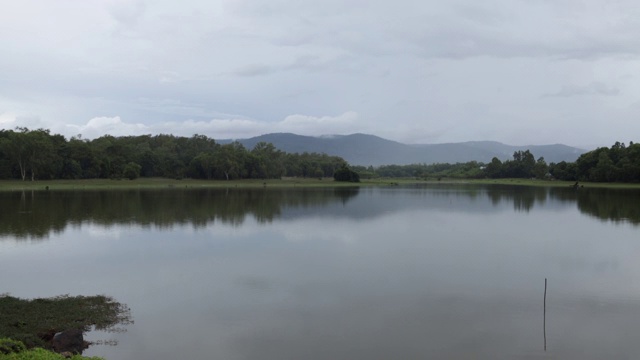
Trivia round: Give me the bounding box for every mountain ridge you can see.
[219,133,586,166]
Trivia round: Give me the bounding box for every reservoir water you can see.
[1,184,639,359]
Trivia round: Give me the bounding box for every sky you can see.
[1,0,640,148]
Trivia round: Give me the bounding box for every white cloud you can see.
[279,111,360,135]
[0,114,50,131]
[155,118,269,139]
[66,116,150,138]
[58,111,361,140]
[0,112,16,126]
[2,0,640,147]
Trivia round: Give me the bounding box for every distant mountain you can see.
[219,133,586,166]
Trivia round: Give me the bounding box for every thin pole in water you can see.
[544,278,547,351]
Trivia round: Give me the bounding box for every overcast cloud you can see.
[2,0,640,148]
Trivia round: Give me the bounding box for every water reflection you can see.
[574,188,640,225]
[485,185,548,211]
[2,184,640,360]
[1,185,639,240]
[0,187,360,240]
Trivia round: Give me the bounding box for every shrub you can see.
[0,338,26,355]
[123,162,142,180]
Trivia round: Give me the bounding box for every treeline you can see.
[353,142,640,183]
[1,128,636,183]
[0,128,348,181]
[352,162,485,179]
[549,142,640,182]
[484,150,550,179]
[352,150,546,180]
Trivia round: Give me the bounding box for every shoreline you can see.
[1,177,640,191]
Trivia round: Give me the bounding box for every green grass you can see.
[0,177,366,191]
[0,339,103,359]
[1,177,639,191]
[445,178,640,189]
[369,176,640,189]
[0,295,132,352]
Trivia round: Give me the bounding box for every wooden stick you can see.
[544,278,547,351]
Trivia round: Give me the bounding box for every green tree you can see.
[507,150,536,178]
[591,150,614,182]
[190,152,216,179]
[215,142,246,180]
[123,162,142,180]
[533,157,548,179]
[0,128,59,181]
[548,161,577,181]
[334,164,360,182]
[484,157,503,178]
[0,128,30,180]
[251,142,284,179]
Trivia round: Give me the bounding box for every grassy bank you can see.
[1,177,640,191]
[0,295,132,359]
[450,178,640,189]
[0,339,103,359]
[0,177,412,191]
[371,177,640,189]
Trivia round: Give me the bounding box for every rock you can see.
[60,351,74,358]
[51,329,88,354]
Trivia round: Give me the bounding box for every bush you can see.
[0,338,26,355]
[123,162,142,180]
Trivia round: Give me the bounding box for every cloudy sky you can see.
[1,0,640,148]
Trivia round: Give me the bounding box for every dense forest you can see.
[0,128,348,181]
[548,142,640,182]
[0,128,637,183]
[351,150,545,180]
[354,142,640,183]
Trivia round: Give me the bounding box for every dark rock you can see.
[51,329,88,354]
[38,329,57,342]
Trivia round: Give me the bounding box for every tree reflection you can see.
[574,188,640,225]
[0,188,359,240]
[1,184,639,240]
[485,185,548,212]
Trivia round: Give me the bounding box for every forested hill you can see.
[220,133,585,166]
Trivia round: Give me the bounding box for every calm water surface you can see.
[1,185,640,359]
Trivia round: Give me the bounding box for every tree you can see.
[0,128,59,181]
[334,165,360,182]
[216,142,245,180]
[190,152,216,179]
[123,162,142,180]
[27,129,59,180]
[251,142,284,179]
[575,148,603,181]
[508,150,535,178]
[533,157,548,179]
[313,167,324,179]
[484,157,503,178]
[549,161,577,181]
[591,150,614,182]
[0,128,30,180]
